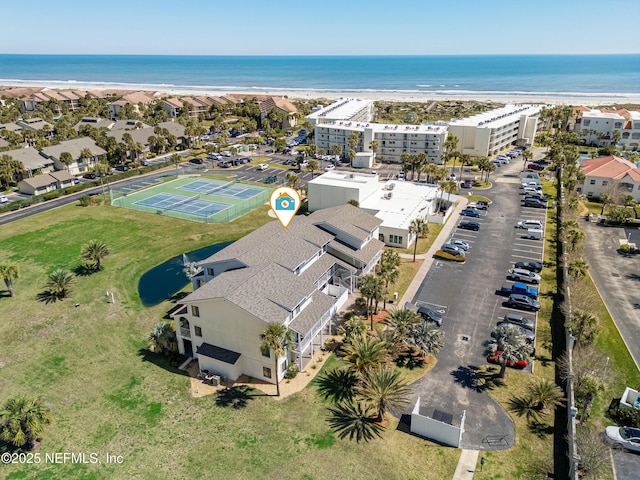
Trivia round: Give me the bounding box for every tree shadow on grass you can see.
[215,386,257,409]
[136,348,189,376]
[528,420,554,438]
[73,264,99,277]
[326,401,384,443]
[450,365,505,392]
[36,290,67,304]
[314,368,358,403]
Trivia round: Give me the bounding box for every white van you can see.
[527,229,543,240]
[517,220,544,230]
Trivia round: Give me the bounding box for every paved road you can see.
[398,157,547,450]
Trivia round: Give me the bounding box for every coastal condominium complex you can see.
[574,107,640,150]
[308,98,447,164]
[447,104,542,157]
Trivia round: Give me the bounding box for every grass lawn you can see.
[466,194,492,204]
[0,202,458,480]
[392,223,444,256]
[389,258,423,303]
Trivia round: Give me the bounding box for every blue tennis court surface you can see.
[178,179,264,200]
[135,193,231,218]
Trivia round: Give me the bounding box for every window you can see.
[263,367,272,378]
[602,181,608,186]
[194,325,202,337]
[389,235,403,244]
[207,267,214,275]
[191,305,200,317]
[615,122,623,128]
[261,347,270,358]
[582,119,590,126]
[379,233,385,242]
[589,179,596,185]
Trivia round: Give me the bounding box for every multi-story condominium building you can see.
[306,98,375,125]
[447,104,542,157]
[19,89,111,113]
[171,205,383,384]
[163,96,229,119]
[577,155,640,202]
[40,137,107,175]
[574,107,640,150]
[314,120,447,164]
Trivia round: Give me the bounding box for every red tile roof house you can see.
[259,97,298,129]
[578,155,640,202]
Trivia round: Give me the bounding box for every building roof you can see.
[259,97,297,114]
[40,137,106,160]
[306,98,374,122]
[311,204,383,242]
[196,343,241,365]
[16,117,53,132]
[581,155,640,182]
[49,170,74,182]
[2,147,54,171]
[111,91,158,106]
[0,122,22,133]
[106,121,185,146]
[73,117,115,131]
[110,119,152,130]
[448,104,543,129]
[19,173,59,189]
[289,291,336,335]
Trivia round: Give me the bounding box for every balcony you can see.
[180,327,191,338]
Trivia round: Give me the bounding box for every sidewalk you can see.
[398,197,469,308]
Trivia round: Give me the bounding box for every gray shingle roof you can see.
[290,291,336,336]
[73,117,115,131]
[40,137,106,160]
[312,204,382,241]
[196,343,241,365]
[19,174,58,189]
[328,237,384,265]
[2,147,54,171]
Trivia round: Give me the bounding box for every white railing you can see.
[180,327,191,338]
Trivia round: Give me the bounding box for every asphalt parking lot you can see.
[405,158,548,449]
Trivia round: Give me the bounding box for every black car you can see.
[238,157,251,164]
[189,158,204,165]
[114,164,130,171]
[458,221,480,231]
[83,172,97,179]
[417,306,443,327]
[502,313,535,331]
[264,174,277,184]
[514,261,543,273]
[523,198,547,208]
[507,294,541,312]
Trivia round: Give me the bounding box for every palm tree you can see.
[522,150,533,170]
[80,147,93,165]
[408,218,429,262]
[423,162,439,184]
[410,320,445,357]
[488,324,533,378]
[566,228,586,252]
[567,310,598,346]
[330,144,342,158]
[0,395,52,450]
[527,378,565,415]
[384,307,421,339]
[148,322,177,354]
[358,365,411,422]
[341,335,389,376]
[568,258,589,279]
[359,274,385,329]
[315,368,358,402]
[0,261,19,297]
[369,140,379,163]
[326,400,384,442]
[599,193,612,215]
[379,251,400,310]
[339,314,367,343]
[42,269,74,301]
[81,240,110,271]
[260,323,294,396]
[307,159,319,179]
[171,153,181,170]
[286,172,300,190]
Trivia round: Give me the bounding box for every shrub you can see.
[612,407,640,428]
[285,364,299,379]
[434,250,466,262]
[79,195,91,207]
[42,190,62,201]
[620,243,631,254]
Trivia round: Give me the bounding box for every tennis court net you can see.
[163,194,200,210]
[204,180,235,195]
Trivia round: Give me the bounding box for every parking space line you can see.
[512,248,543,255]
[511,254,542,261]
[512,242,544,248]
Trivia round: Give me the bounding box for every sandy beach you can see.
[2,80,640,106]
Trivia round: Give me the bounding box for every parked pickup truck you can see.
[499,282,539,299]
[468,201,490,210]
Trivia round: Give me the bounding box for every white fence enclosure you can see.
[410,397,465,448]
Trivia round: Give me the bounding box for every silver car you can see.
[508,268,541,284]
[605,426,640,453]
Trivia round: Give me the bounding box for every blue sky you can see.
[2,0,639,55]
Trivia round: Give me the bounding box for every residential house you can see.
[171,205,383,383]
[73,116,115,131]
[105,121,186,156]
[18,170,74,195]
[578,155,640,202]
[259,97,298,129]
[2,147,54,177]
[110,119,152,131]
[163,96,228,119]
[15,118,54,137]
[108,91,160,119]
[40,137,107,175]
[19,89,109,113]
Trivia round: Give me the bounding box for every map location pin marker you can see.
[270,187,301,228]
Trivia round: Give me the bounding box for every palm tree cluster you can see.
[357,250,402,329]
[0,395,52,450]
[148,322,178,356]
[487,323,534,379]
[508,378,565,423]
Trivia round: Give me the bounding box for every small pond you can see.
[138,242,232,306]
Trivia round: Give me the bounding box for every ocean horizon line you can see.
[1,53,639,58]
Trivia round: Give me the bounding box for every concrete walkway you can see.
[452,449,479,479]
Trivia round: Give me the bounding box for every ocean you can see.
[0,54,638,99]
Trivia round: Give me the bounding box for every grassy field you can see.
[393,223,445,256]
[0,202,459,480]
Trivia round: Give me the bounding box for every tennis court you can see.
[177,179,264,200]
[135,193,231,218]
[110,174,273,223]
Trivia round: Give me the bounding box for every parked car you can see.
[507,294,541,311]
[514,261,543,273]
[217,161,232,168]
[487,351,528,369]
[83,173,97,179]
[451,240,469,251]
[417,306,444,327]
[220,151,232,157]
[493,322,535,343]
[527,163,543,171]
[140,160,150,166]
[502,312,535,331]
[264,174,277,184]
[605,426,640,453]
[238,157,251,164]
[499,282,539,299]
[0,194,8,204]
[324,164,335,171]
[516,220,544,230]
[189,158,204,165]
[458,221,480,231]
[508,268,541,284]
[461,208,482,218]
[257,163,269,171]
[523,198,547,208]
[449,173,457,181]
[441,243,466,257]
[461,179,473,188]
[114,164,130,171]
[397,172,406,180]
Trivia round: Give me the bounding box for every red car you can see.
[527,163,543,171]
[487,351,528,369]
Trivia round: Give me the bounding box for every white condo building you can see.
[308,99,447,165]
[447,104,542,157]
[574,107,640,150]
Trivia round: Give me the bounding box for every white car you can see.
[605,426,640,453]
[0,194,8,204]
[324,164,335,171]
[220,151,232,157]
[451,240,470,251]
[257,163,269,171]
[449,173,456,181]
[508,268,541,284]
